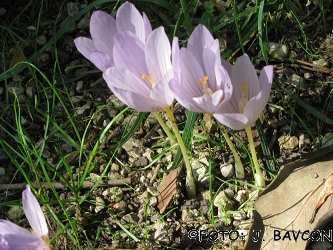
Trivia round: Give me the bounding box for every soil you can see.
[1,0,333,249]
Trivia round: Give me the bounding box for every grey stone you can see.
[36,35,47,46]
[268,42,289,58]
[66,2,79,16]
[313,58,329,67]
[94,197,105,213]
[220,163,235,178]
[322,132,333,147]
[121,212,139,224]
[214,190,235,217]
[102,187,123,202]
[7,207,24,220]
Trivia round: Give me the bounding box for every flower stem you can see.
[152,111,177,146]
[163,107,196,198]
[244,125,265,188]
[217,122,244,179]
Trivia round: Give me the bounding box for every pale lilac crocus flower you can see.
[169,24,233,115]
[214,54,273,130]
[214,54,273,187]
[74,1,152,72]
[0,185,50,250]
[103,26,175,112]
[168,24,248,179]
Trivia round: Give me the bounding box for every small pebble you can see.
[268,42,288,58]
[36,35,47,46]
[313,58,329,67]
[67,2,79,16]
[322,132,333,147]
[220,163,234,178]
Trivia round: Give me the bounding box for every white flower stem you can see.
[163,107,196,198]
[245,125,265,188]
[217,122,244,179]
[152,111,177,146]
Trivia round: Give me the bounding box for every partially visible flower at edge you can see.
[214,54,274,130]
[0,185,50,250]
[103,26,175,112]
[74,1,152,72]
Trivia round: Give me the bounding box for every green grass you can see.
[0,0,332,249]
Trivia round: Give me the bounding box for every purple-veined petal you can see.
[113,32,148,79]
[187,24,215,65]
[90,52,114,72]
[202,39,220,91]
[22,185,48,239]
[180,48,205,96]
[193,90,223,113]
[172,37,180,82]
[0,233,49,250]
[142,12,152,39]
[0,220,31,235]
[221,58,233,75]
[90,10,116,56]
[242,65,274,124]
[214,112,249,130]
[74,37,98,61]
[103,67,151,97]
[150,70,174,108]
[110,87,159,112]
[168,79,203,112]
[145,27,171,81]
[232,54,260,100]
[116,2,146,43]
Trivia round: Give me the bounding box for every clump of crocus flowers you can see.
[0,185,50,249]
[75,1,273,195]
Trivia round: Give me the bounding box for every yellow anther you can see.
[198,76,214,95]
[199,76,209,87]
[241,81,249,94]
[238,81,249,113]
[42,236,50,245]
[142,71,155,86]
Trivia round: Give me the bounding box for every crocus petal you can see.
[142,12,152,40]
[90,52,114,72]
[103,67,150,97]
[74,37,98,61]
[22,185,48,239]
[0,233,49,250]
[113,32,148,79]
[202,39,221,90]
[169,79,203,112]
[193,90,223,113]
[180,48,205,96]
[243,65,274,124]
[0,220,32,235]
[89,10,117,56]
[116,2,146,43]
[214,113,249,131]
[145,27,171,81]
[172,37,180,82]
[232,54,260,100]
[187,24,215,66]
[110,87,159,112]
[221,58,233,75]
[150,70,174,108]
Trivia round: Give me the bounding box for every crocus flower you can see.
[0,185,50,250]
[103,26,175,112]
[74,1,152,72]
[214,54,274,130]
[169,24,233,114]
